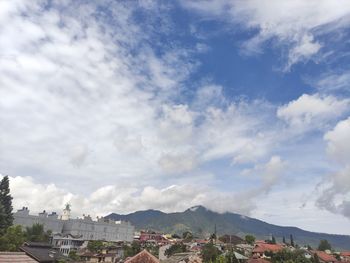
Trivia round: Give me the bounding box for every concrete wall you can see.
[13,208,135,242]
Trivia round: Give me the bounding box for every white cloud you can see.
[242,155,287,193]
[316,117,350,219]
[324,117,350,164]
[181,0,350,69]
[314,71,350,92]
[277,94,349,131]
[4,175,255,217]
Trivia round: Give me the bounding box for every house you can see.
[140,232,168,244]
[234,251,249,262]
[247,257,270,263]
[51,233,85,256]
[124,249,160,263]
[78,252,118,262]
[219,235,245,245]
[161,252,202,263]
[19,242,64,263]
[0,252,39,263]
[312,251,338,263]
[252,242,284,258]
[340,252,350,262]
[235,244,254,257]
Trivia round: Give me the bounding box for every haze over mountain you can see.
[106,206,350,250]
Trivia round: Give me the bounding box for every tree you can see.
[290,234,294,247]
[0,225,26,251]
[271,249,313,263]
[165,243,187,256]
[201,242,220,263]
[25,223,51,242]
[87,240,104,253]
[172,234,181,239]
[282,236,286,244]
[68,250,80,260]
[123,241,141,258]
[313,253,320,263]
[271,236,276,244]
[225,250,239,263]
[318,240,331,251]
[245,235,255,245]
[0,176,13,234]
[182,231,193,241]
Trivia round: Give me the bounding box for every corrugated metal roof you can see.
[0,252,38,263]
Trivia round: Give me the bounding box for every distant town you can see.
[0,176,350,263]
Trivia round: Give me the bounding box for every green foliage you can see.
[318,240,331,251]
[290,234,295,247]
[271,249,312,263]
[0,225,26,251]
[144,243,159,257]
[182,231,193,241]
[165,243,187,256]
[215,255,227,263]
[87,240,104,252]
[25,223,51,242]
[225,250,239,263]
[0,176,13,234]
[245,235,255,245]
[313,253,320,263]
[123,241,141,258]
[283,236,286,244]
[68,250,79,260]
[201,242,220,263]
[272,236,276,244]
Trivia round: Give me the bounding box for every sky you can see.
[1,0,350,235]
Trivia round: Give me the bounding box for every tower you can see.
[61,203,71,220]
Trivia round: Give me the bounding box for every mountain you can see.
[105,206,350,250]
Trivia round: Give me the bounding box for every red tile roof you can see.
[253,243,284,253]
[124,250,159,263]
[0,252,38,263]
[341,252,350,257]
[313,251,337,262]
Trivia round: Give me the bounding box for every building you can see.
[14,207,64,233]
[78,252,119,262]
[312,251,338,263]
[62,216,134,242]
[341,252,350,262]
[252,241,284,258]
[19,242,63,263]
[51,233,86,256]
[124,249,160,263]
[140,231,167,243]
[0,252,39,263]
[161,252,202,263]
[14,206,135,243]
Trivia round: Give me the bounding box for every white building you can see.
[14,207,64,233]
[51,233,86,256]
[14,206,135,243]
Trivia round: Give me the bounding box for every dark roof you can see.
[219,234,245,245]
[23,242,52,248]
[0,252,38,263]
[20,244,63,263]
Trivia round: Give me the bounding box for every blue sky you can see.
[1,0,350,235]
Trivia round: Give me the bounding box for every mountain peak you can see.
[187,205,208,212]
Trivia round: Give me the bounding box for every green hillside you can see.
[105,206,350,250]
